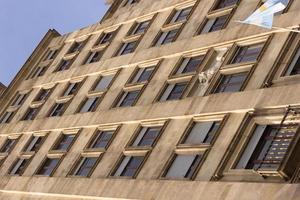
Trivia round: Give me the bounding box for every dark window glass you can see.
[23,136,44,152]
[123,0,138,6]
[214,72,248,93]
[118,41,138,56]
[55,59,72,72]
[200,15,230,34]
[164,154,203,179]
[44,49,58,61]
[169,7,192,24]
[155,29,179,46]
[130,21,151,35]
[11,93,27,106]
[88,131,114,149]
[214,0,239,10]
[0,138,18,153]
[49,103,67,117]
[29,66,48,79]
[92,75,115,92]
[71,157,98,177]
[175,56,204,75]
[79,97,100,113]
[96,32,114,45]
[131,127,161,147]
[113,156,145,177]
[34,88,52,102]
[52,134,76,151]
[0,112,15,124]
[182,121,220,145]
[9,158,31,176]
[117,90,141,107]
[285,47,300,76]
[160,82,188,101]
[230,43,264,64]
[84,51,103,64]
[67,41,85,54]
[236,124,298,171]
[130,67,155,84]
[36,158,60,176]
[22,107,40,121]
[63,82,80,96]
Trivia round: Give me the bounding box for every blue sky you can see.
[0,0,108,86]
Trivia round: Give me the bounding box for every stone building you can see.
[0,0,300,199]
[0,83,6,96]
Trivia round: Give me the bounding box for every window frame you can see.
[8,156,33,176]
[21,133,48,154]
[49,132,79,153]
[34,155,65,177]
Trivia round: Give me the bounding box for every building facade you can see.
[0,0,300,199]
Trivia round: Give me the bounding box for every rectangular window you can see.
[181,121,221,145]
[54,59,74,72]
[199,14,230,34]
[22,107,40,121]
[51,134,76,152]
[95,31,116,46]
[43,49,59,61]
[163,154,203,179]
[84,51,103,64]
[11,93,28,107]
[67,41,86,54]
[48,103,68,117]
[34,88,52,102]
[86,130,115,150]
[213,0,239,10]
[112,155,145,178]
[115,90,142,107]
[230,43,265,64]
[29,66,48,79]
[36,157,61,176]
[285,47,300,76]
[9,158,31,176]
[91,74,115,92]
[235,124,298,171]
[62,82,81,96]
[0,138,18,153]
[159,82,188,101]
[0,112,15,124]
[173,56,205,75]
[129,66,155,84]
[130,127,162,147]
[168,7,192,24]
[78,97,101,113]
[23,135,46,153]
[213,72,248,93]
[154,29,180,46]
[69,156,99,177]
[116,41,138,56]
[123,0,138,7]
[129,20,151,35]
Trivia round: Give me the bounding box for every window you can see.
[91,74,115,92]
[23,135,46,153]
[199,14,230,34]
[116,41,138,56]
[230,43,265,64]
[22,107,40,121]
[48,103,68,117]
[213,72,248,93]
[95,31,116,46]
[0,138,18,153]
[43,49,59,61]
[159,82,188,101]
[0,111,15,124]
[181,121,221,145]
[29,66,48,79]
[129,21,151,35]
[54,59,74,72]
[129,66,156,84]
[62,82,81,96]
[168,7,192,24]
[78,97,101,113]
[213,0,239,10]
[36,157,61,176]
[84,51,103,64]
[123,0,138,6]
[285,46,300,76]
[11,93,28,106]
[34,88,52,102]
[130,127,162,147]
[115,89,142,107]
[86,130,115,150]
[163,154,203,179]
[173,56,205,75]
[69,156,99,177]
[154,29,180,46]
[235,124,298,172]
[112,155,145,178]
[67,41,86,54]
[51,133,76,152]
[9,158,31,176]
